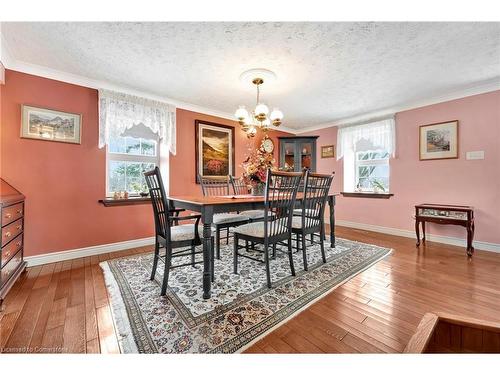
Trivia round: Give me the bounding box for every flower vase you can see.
[251,183,265,196]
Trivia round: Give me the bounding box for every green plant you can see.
[371,179,386,192]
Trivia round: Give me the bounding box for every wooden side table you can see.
[415,204,475,257]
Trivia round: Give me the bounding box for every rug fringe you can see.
[100,261,139,354]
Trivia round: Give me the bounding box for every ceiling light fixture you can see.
[235,68,283,138]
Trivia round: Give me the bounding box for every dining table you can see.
[168,192,338,299]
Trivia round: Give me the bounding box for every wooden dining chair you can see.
[292,172,334,271]
[145,167,213,296]
[199,175,250,260]
[229,175,265,221]
[233,170,303,288]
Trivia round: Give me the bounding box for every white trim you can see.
[2,30,497,135]
[336,220,500,253]
[297,78,500,134]
[24,236,155,267]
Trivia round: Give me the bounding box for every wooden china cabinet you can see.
[0,179,27,305]
[278,136,318,172]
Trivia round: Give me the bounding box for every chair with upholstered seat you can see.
[145,167,214,296]
[233,170,303,288]
[229,175,265,221]
[292,172,334,271]
[199,175,250,259]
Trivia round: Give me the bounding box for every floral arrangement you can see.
[241,144,276,187]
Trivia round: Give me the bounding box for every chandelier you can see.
[234,69,283,138]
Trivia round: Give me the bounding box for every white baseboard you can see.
[336,220,500,253]
[25,237,155,267]
[24,220,500,267]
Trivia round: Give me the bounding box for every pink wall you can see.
[0,70,290,257]
[301,90,500,245]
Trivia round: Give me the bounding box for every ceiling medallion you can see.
[235,68,283,138]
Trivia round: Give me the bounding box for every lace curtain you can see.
[336,117,396,160]
[98,89,176,155]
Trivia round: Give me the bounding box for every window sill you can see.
[340,192,394,199]
[99,196,151,207]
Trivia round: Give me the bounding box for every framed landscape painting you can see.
[21,105,82,144]
[321,145,335,158]
[419,120,458,160]
[195,120,234,183]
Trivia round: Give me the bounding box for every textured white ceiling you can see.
[3,22,500,129]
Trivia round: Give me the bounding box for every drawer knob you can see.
[4,250,11,258]
[5,213,12,219]
[17,210,23,214]
[16,241,22,248]
[4,232,11,238]
[16,225,22,230]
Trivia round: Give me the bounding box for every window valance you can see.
[98,89,176,155]
[337,117,396,160]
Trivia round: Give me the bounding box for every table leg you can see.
[202,207,213,299]
[415,219,421,247]
[422,221,426,243]
[328,195,336,248]
[466,220,475,257]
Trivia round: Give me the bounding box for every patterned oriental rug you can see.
[101,237,391,353]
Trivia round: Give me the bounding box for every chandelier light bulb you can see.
[247,126,257,138]
[261,118,271,127]
[255,103,269,117]
[270,108,283,121]
[235,106,249,120]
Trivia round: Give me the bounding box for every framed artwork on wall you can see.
[21,104,82,144]
[195,120,235,183]
[321,145,335,158]
[419,120,458,160]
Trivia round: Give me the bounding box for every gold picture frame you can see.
[195,120,235,183]
[21,104,82,144]
[321,145,335,158]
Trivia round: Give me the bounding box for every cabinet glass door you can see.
[300,141,314,171]
[283,141,296,171]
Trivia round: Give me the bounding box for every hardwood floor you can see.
[1,226,499,353]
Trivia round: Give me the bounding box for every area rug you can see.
[100,237,391,353]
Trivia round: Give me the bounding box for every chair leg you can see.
[191,244,196,268]
[233,234,239,274]
[216,228,221,260]
[226,227,229,244]
[287,236,296,277]
[160,249,172,296]
[245,240,249,252]
[310,233,314,244]
[302,231,308,271]
[211,237,215,282]
[264,242,272,288]
[150,240,160,281]
[296,232,300,253]
[272,243,276,259]
[320,227,327,264]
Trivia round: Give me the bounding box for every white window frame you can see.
[106,137,160,197]
[354,150,390,192]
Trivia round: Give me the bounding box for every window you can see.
[355,150,390,192]
[337,118,395,193]
[106,133,159,196]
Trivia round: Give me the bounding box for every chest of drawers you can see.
[0,179,27,304]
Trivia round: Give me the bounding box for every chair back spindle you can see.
[144,167,172,241]
[264,170,303,239]
[199,175,231,197]
[301,172,335,228]
[230,175,250,195]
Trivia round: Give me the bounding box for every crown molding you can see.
[297,77,500,134]
[3,54,299,134]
